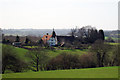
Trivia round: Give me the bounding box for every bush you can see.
[47,53,80,70]
[79,53,97,68]
[46,52,97,70]
[9,59,28,72]
[2,45,28,73]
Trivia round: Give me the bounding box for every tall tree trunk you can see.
[101,52,105,67]
[36,59,39,71]
[97,52,101,67]
[2,64,6,74]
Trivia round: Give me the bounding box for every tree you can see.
[90,40,111,67]
[0,44,2,74]
[38,39,44,47]
[110,45,120,66]
[2,38,6,43]
[87,29,99,43]
[79,53,97,68]
[76,26,98,44]
[70,27,77,37]
[27,47,49,71]
[15,35,20,42]
[99,29,105,40]
[47,53,80,70]
[25,36,29,44]
[2,45,28,73]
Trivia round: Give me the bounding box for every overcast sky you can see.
[0,0,119,30]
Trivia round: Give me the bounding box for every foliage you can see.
[98,29,105,40]
[109,45,120,66]
[47,52,96,70]
[90,40,111,67]
[47,53,80,70]
[25,36,29,44]
[26,47,49,71]
[79,53,97,68]
[15,35,20,42]
[69,26,105,45]
[38,39,44,47]
[2,45,28,73]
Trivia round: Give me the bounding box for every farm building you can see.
[42,29,57,46]
[42,29,75,46]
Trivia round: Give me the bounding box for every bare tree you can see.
[90,40,111,67]
[27,47,49,71]
[70,26,77,37]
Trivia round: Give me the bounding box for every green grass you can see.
[23,46,38,48]
[14,47,29,62]
[2,67,118,78]
[14,47,88,58]
[10,46,88,64]
[105,36,120,40]
[43,49,88,58]
[106,42,120,45]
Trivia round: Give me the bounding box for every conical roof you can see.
[52,28,56,38]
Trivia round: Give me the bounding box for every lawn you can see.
[14,47,29,62]
[105,36,120,40]
[2,67,118,78]
[14,46,88,59]
[105,42,120,46]
[108,43,120,45]
[45,49,88,58]
[23,46,38,48]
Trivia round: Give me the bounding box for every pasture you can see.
[14,46,88,59]
[2,67,118,78]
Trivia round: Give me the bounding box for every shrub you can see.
[47,53,80,70]
[79,53,97,68]
[2,45,28,73]
[46,52,97,70]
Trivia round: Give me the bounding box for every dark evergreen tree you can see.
[99,29,105,40]
[2,38,6,43]
[25,36,29,44]
[15,35,20,42]
[38,39,44,47]
[86,29,98,43]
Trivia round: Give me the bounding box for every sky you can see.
[0,0,119,30]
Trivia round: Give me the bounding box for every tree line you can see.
[2,40,119,73]
[70,26,104,44]
[2,26,119,73]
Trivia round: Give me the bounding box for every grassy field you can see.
[14,47,29,62]
[107,42,120,45]
[3,45,118,78]
[45,49,88,58]
[23,46,38,48]
[14,47,88,59]
[105,36,120,40]
[2,67,118,78]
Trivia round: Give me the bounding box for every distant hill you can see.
[2,29,71,37]
[2,29,119,39]
[104,30,120,38]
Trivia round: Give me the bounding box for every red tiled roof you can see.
[42,35,52,43]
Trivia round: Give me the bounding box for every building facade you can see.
[42,29,57,46]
